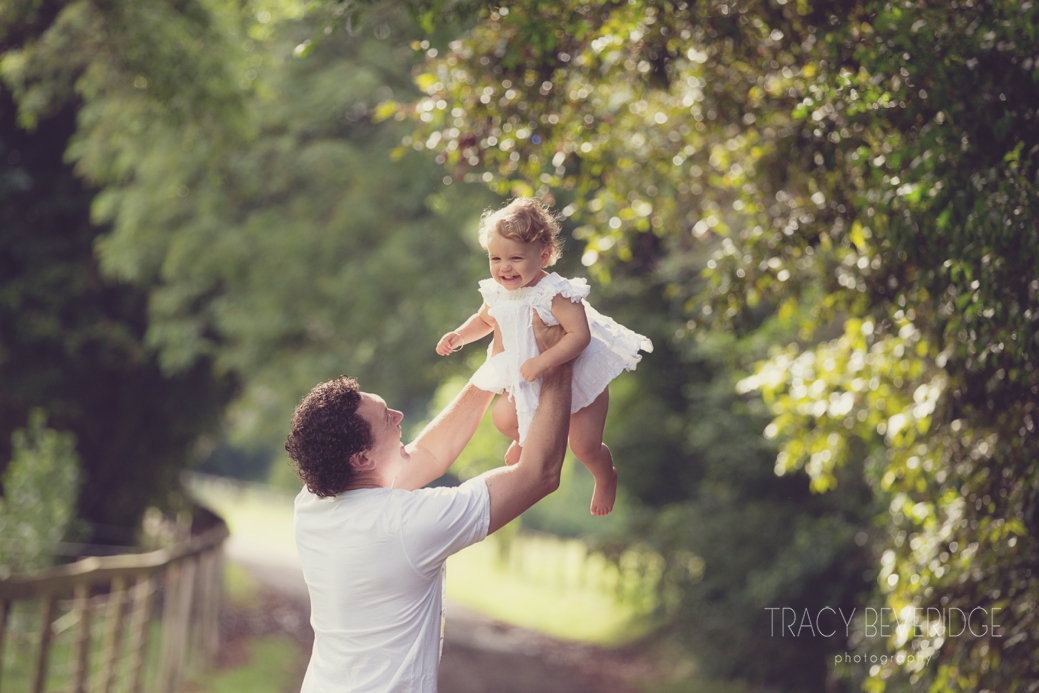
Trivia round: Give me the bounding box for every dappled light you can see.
[3,0,1038,691]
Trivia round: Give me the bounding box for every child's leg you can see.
[491,395,523,466]
[568,388,617,516]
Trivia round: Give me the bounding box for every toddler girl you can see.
[436,197,652,515]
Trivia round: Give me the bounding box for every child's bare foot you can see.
[590,466,618,516]
[505,441,522,466]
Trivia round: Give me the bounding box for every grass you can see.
[0,568,302,693]
[446,533,655,644]
[0,601,167,693]
[186,531,306,693]
[224,561,261,608]
[184,636,303,693]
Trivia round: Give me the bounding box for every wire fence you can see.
[0,515,226,693]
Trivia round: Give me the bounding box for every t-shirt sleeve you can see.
[399,477,490,578]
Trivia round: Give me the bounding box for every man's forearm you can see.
[483,362,572,534]
[408,384,494,477]
[519,362,573,484]
[526,310,574,474]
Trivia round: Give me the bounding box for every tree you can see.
[383,0,1039,689]
[35,3,499,466]
[0,0,239,539]
[602,277,875,691]
[2,0,496,525]
[0,410,80,576]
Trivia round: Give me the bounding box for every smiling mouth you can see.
[500,274,520,281]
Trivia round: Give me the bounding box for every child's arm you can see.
[436,303,495,355]
[519,294,591,382]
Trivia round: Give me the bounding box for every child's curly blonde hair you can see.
[478,197,563,265]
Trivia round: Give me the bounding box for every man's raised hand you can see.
[532,312,566,354]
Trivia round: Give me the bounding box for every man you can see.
[285,316,572,692]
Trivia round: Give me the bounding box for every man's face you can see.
[355,392,408,478]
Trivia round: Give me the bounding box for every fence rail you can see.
[0,514,227,693]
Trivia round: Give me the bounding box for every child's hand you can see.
[437,332,464,356]
[520,357,545,382]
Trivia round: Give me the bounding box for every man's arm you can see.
[480,318,573,534]
[394,384,495,491]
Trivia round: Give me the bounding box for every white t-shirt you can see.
[294,477,490,693]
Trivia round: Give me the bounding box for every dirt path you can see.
[440,603,654,693]
[224,536,653,693]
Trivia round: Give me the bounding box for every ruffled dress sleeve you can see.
[477,278,502,307]
[532,273,591,324]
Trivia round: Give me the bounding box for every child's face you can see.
[486,232,549,290]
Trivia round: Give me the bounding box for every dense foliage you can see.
[383,0,1039,690]
[1,0,496,524]
[70,9,499,460]
[0,37,230,540]
[0,410,80,575]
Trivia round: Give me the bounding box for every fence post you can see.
[159,564,181,693]
[100,576,129,693]
[0,598,8,689]
[32,595,57,693]
[71,584,92,693]
[173,558,197,693]
[211,550,224,655]
[0,599,9,693]
[0,515,227,693]
[189,555,206,671]
[195,551,221,670]
[161,558,197,693]
[128,575,156,693]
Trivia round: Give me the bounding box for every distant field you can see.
[190,474,298,560]
[445,531,658,644]
[188,474,657,645]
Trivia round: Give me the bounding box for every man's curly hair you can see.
[285,376,373,498]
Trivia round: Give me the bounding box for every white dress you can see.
[470,272,653,445]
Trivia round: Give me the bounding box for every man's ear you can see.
[349,450,376,472]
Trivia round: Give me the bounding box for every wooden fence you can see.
[0,512,227,693]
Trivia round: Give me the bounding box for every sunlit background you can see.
[2,0,1037,691]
